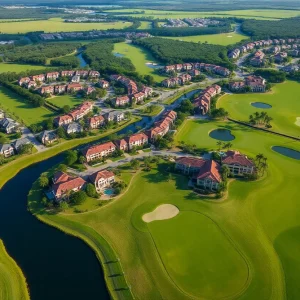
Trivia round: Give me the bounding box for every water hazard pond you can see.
[209,129,235,141]
[272,146,300,160]
[251,102,272,109]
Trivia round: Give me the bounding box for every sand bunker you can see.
[142,204,179,223]
[295,117,300,127]
[227,35,233,38]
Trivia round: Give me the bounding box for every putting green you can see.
[148,211,249,299]
[218,81,300,137]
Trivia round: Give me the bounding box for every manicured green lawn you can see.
[218,81,300,137]
[47,94,83,109]
[163,31,248,46]
[0,18,132,34]
[113,42,167,82]
[0,63,51,73]
[0,87,56,126]
[138,21,152,29]
[0,240,30,300]
[139,104,163,116]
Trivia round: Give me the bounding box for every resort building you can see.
[125,132,148,150]
[82,142,116,162]
[222,150,255,175]
[88,115,105,129]
[196,160,222,191]
[89,170,115,192]
[245,76,266,92]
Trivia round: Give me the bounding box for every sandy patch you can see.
[227,35,233,38]
[142,204,179,223]
[295,117,300,127]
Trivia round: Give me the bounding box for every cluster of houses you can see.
[229,75,266,93]
[161,73,192,88]
[163,62,230,77]
[175,150,255,191]
[0,112,19,134]
[193,84,222,115]
[81,110,177,162]
[163,18,220,28]
[18,70,101,96]
[250,50,265,67]
[49,169,115,200]
[0,137,33,158]
[109,75,153,107]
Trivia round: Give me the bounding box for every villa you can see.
[64,122,83,134]
[245,76,266,92]
[68,101,93,121]
[89,170,115,192]
[104,111,125,123]
[38,130,58,145]
[0,143,14,158]
[13,137,31,153]
[67,83,83,92]
[82,141,116,162]
[99,80,109,89]
[222,150,255,175]
[88,115,105,129]
[46,72,60,80]
[125,132,148,150]
[114,139,128,151]
[54,115,73,127]
[39,86,54,95]
[61,70,75,77]
[114,96,130,107]
[0,117,19,134]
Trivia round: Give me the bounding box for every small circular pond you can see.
[272,146,300,160]
[251,102,272,109]
[209,129,235,141]
[113,52,124,58]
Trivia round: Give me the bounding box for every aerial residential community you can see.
[0,1,300,300]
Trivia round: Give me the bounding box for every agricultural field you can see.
[163,31,249,46]
[0,240,30,300]
[105,8,300,20]
[138,21,152,29]
[0,87,56,126]
[47,94,83,109]
[0,18,132,34]
[29,117,300,299]
[0,63,50,73]
[218,81,300,137]
[113,42,167,82]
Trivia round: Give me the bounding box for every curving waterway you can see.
[0,90,197,299]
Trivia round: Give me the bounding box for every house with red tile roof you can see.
[82,141,116,162]
[222,150,255,175]
[88,70,100,78]
[39,85,54,95]
[54,84,67,94]
[132,92,145,104]
[99,80,109,89]
[61,70,75,77]
[67,83,83,92]
[75,70,89,78]
[196,160,222,191]
[125,132,148,150]
[18,77,30,86]
[26,81,37,89]
[31,74,45,82]
[46,72,60,80]
[89,170,115,192]
[54,115,73,127]
[88,115,105,129]
[68,101,93,121]
[175,157,207,174]
[114,96,130,107]
[51,171,86,200]
[114,139,128,151]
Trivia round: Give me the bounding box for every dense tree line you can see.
[133,37,233,68]
[1,42,81,65]
[0,7,62,19]
[241,18,300,39]
[254,69,286,83]
[50,56,80,68]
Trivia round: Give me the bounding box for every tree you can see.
[39,176,49,188]
[217,141,223,151]
[19,143,34,154]
[93,106,100,114]
[62,105,71,114]
[78,155,85,164]
[70,191,87,205]
[125,111,132,120]
[86,183,97,198]
[57,126,66,139]
[130,159,140,170]
[220,165,230,181]
[65,150,78,166]
[0,154,5,165]
[59,201,69,212]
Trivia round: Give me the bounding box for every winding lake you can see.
[272,146,300,160]
[0,117,148,300]
[251,102,272,109]
[209,129,235,141]
[76,52,88,68]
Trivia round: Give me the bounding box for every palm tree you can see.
[217,141,222,151]
[260,161,268,176]
[255,153,264,164]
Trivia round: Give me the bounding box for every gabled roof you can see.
[82,141,116,157]
[52,175,86,197]
[176,157,206,168]
[197,160,222,183]
[222,150,254,167]
[126,132,148,144]
[89,170,115,184]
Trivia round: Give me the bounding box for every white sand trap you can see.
[295,117,300,127]
[227,35,233,38]
[142,204,179,223]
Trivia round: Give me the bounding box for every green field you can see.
[0,87,56,126]
[0,63,50,73]
[163,31,249,46]
[113,42,167,82]
[0,18,132,34]
[0,240,30,300]
[27,116,300,299]
[47,94,83,109]
[138,21,152,29]
[218,81,300,137]
[105,8,300,20]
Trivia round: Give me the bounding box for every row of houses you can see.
[161,73,192,88]
[175,150,255,191]
[0,137,32,158]
[18,70,100,87]
[193,84,222,115]
[229,76,266,93]
[49,169,115,200]
[82,110,177,162]
[163,62,230,77]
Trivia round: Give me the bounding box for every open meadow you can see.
[29,117,300,299]
[0,63,51,73]
[163,31,249,46]
[113,42,167,82]
[0,87,56,126]
[47,94,83,109]
[218,81,300,137]
[138,21,152,29]
[0,18,132,34]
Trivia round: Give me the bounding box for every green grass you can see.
[0,87,56,126]
[0,18,132,34]
[139,104,163,116]
[0,240,30,300]
[218,81,300,137]
[113,42,167,82]
[47,94,83,109]
[163,31,249,46]
[105,8,300,20]
[138,21,152,29]
[0,63,51,73]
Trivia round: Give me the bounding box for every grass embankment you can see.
[28,117,300,299]
[113,42,167,82]
[0,240,30,300]
[0,18,132,34]
[0,116,140,189]
[163,31,248,46]
[138,105,163,116]
[218,81,300,137]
